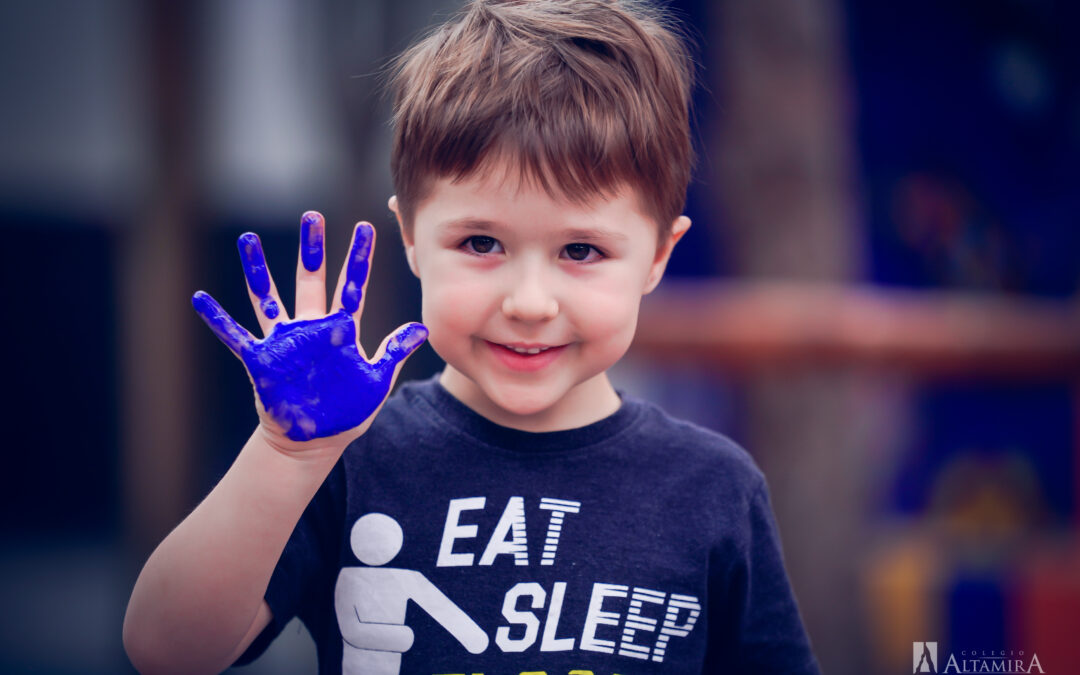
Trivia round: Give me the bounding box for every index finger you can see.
[330,222,375,326]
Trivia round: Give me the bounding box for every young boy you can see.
[124,1,820,673]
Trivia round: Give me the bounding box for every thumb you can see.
[372,322,428,375]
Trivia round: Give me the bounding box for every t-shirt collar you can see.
[404,373,642,454]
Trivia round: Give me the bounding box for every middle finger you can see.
[294,210,327,319]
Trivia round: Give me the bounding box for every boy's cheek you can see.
[419,281,488,340]
[419,272,492,312]
[576,288,642,331]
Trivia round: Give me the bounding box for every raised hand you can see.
[192,212,427,444]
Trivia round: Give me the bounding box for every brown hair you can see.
[386,0,696,242]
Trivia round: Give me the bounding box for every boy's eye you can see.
[463,235,501,255]
[562,243,602,262]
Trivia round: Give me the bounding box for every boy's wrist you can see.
[253,423,354,469]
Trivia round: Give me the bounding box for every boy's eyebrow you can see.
[439,216,629,242]
[440,217,502,233]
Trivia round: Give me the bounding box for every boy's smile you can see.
[393,163,689,432]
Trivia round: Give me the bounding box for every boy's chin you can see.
[483,381,563,419]
[442,363,600,429]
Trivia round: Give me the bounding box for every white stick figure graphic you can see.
[334,513,489,674]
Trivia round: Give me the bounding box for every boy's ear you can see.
[643,215,691,294]
[388,195,419,277]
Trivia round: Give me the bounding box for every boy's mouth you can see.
[485,340,568,371]
[504,343,554,355]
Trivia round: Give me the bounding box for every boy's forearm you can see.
[123,428,343,674]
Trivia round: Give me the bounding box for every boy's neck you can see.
[438,367,622,433]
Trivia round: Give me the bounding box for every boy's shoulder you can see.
[620,391,767,492]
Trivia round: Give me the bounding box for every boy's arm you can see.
[123,214,427,674]
[123,429,341,674]
[233,600,273,663]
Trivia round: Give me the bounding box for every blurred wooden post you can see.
[121,0,196,560]
[711,0,873,672]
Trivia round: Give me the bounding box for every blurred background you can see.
[1,0,1077,673]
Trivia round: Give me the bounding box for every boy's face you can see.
[393,163,689,430]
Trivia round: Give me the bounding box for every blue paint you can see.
[192,291,254,356]
[238,232,280,319]
[260,296,280,319]
[193,290,428,441]
[341,223,373,314]
[301,211,324,272]
[238,233,271,296]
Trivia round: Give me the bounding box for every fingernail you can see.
[300,211,324,272]
[351,223,373,264]
[398,323,429,353]
[191,290,212,314]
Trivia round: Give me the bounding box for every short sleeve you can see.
[705,480,821,674]
[232,460,345,667]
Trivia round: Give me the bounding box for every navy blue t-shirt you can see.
[236,375,819,674]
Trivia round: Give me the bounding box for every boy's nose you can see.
[502,266,559,322]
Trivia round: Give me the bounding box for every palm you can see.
[251,311,426,440]
[192,213,426,442]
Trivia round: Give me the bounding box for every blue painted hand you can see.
[191,212,428,442]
